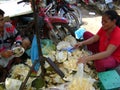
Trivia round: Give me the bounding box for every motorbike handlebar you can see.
[17,0,29,4]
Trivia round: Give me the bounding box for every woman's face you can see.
[101,15,116,31]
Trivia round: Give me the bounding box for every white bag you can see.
[5,78,22,90]
[67,63,96,90]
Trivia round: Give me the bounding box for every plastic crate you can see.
[115,65,120,75]
[98,70,120,90]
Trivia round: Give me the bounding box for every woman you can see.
[0,9,31,82]
[0,9,23,82]
[74,10,120,72]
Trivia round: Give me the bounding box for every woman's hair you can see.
[0,9,5,16]
[103,10,120,27]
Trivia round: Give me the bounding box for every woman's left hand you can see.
[77,56,88,65]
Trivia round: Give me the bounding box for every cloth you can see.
[0,56,14,68]
[97,26,120,62]
[0,65,8,82]
[0,22,22,67]
[83,31,99,53]
[94,56,119,72]
[0,22,22,52]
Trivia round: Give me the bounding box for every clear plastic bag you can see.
[67,63,96,90]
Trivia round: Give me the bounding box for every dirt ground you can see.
[80,6,101,34]
[79,4,120,34]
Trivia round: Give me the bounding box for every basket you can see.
[98,70,120,90]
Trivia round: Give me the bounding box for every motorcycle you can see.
[46,0,82,29]
[15,0,75,44]
[100,0,114,10]
[81,0,114,12]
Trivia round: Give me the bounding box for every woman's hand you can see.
[77,56,88,65]
[1,50,13,58]
[74,42,83,49]
[22,38,31,50]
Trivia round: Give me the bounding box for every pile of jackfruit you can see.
[2,35,100,90]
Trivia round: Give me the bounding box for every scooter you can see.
[46,0,82,29]
[81,0,114,12]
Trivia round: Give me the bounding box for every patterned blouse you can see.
[0,22,22,67]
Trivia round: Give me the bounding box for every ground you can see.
[81,6,101,34]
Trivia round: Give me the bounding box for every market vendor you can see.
[74,10,120,72]
[0,9,31,82]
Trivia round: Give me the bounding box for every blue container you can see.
[98,70,120,90]
[75,27,86,39]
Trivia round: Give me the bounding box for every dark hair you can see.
[103,10,120,27]
[0,9,5,16]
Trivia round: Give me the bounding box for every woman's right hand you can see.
[1,50,13,58]
[74,42,83,49]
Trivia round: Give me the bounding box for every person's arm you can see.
[0,50,13,58]
[74,34,99,48]
[77,44,117,64]
[82,34,99,46]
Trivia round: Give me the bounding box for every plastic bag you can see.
[31,35,40,72]
[67,63,96,90]
[74,63,84,78]
[5,78,22,90]
[41,39,56,55]
[31,36,55,71]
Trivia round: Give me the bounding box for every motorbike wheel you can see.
[70,5,83,25]
[65,12,80,30]
[48,23,74,44]
[58,9,80,30]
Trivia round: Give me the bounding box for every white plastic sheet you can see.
[0,0,32,17]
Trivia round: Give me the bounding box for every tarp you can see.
[0,0,32,17]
